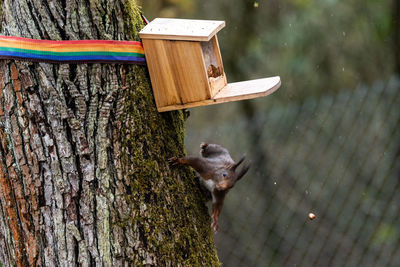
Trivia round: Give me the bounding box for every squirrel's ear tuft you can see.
[230,155,246,171]
[235,163,251,182]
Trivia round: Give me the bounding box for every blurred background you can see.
[139,0,400,266]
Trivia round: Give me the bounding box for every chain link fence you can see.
[186,76,400,266]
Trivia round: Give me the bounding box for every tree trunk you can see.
[0,0,219,266]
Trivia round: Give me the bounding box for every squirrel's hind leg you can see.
[200,143,229,158]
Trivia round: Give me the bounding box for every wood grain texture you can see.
[142,38,211,107]
[141,39,181,107]
[139,18,225,41]
[205,36,226,96]
[157,76,281,112]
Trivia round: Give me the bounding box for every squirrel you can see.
[169,143,250,232]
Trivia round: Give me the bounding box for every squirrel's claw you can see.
[211,214,219,233]
[200,142,209,155]
[211,220,219,233]
[200,142,208,149]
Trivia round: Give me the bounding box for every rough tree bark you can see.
[0,0,219,266]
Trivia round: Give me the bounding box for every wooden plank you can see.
[142,39,210,107]
[209,74,227,97]
[141,39,180,107]
[139,18,225,41]
[157,76,281,112]
[201,35,227,96]
[212,36,225,77]
[165,40,210,103]
[209,35,226,96]
[214,76,281,101]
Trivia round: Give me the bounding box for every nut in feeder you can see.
[139,18,281,112]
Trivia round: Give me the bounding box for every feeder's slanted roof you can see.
[139,18,226,42]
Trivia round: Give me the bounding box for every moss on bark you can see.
[118,65,220,265]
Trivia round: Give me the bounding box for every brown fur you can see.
[169,143,250,232]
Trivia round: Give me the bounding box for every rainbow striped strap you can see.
[0,35,146,64]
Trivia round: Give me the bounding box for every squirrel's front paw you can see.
[168,157,180,165]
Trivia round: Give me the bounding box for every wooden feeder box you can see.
[139,18,281,112]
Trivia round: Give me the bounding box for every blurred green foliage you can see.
[140,0,396,101]
[140,0,399,266]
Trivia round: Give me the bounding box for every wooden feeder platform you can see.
[139,18,281,112]
[157,76,280,112]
